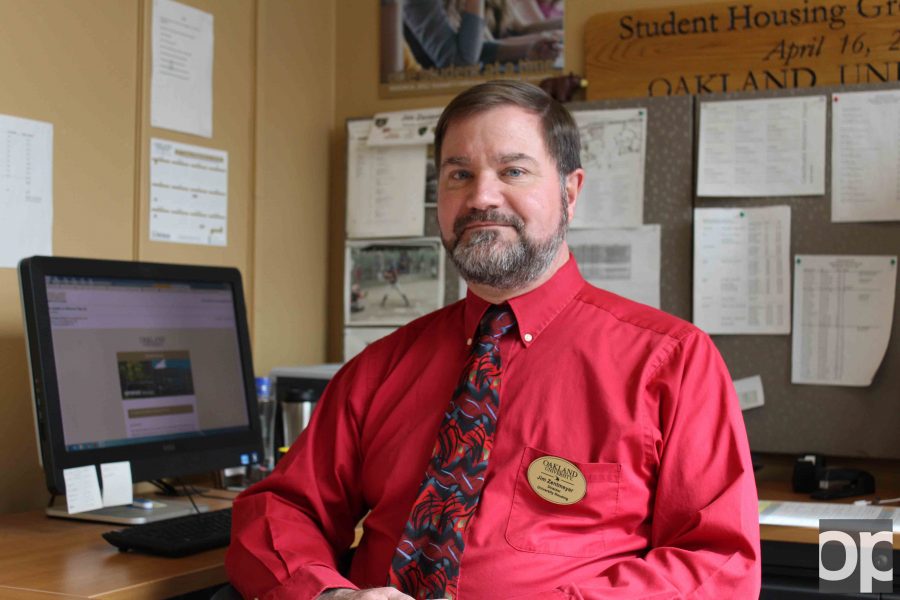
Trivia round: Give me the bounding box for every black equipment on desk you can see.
[792,454,876,499]
[792,453,827,492]
[810,468,876,500]
[102,508,232,557]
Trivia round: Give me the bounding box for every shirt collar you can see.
[463,255,586,347]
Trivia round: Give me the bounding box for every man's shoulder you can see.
[574,283,698,343]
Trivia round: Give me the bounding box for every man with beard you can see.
[226,81,760,600]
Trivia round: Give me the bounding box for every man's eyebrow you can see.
[440,156,470,169]
[441,153,538,169]
[498,153,538,164]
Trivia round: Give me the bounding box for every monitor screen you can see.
[19,256,262,496]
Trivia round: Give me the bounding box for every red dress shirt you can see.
[226,257,761,599]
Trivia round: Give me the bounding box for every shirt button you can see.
[466,338,472,346]
[524,333,533,342]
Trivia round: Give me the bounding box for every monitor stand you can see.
[46,497,209,525]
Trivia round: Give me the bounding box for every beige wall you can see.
[0,0,335,514]
[0,0,140,515]
[0,0,712,514]
[254,0,334,372]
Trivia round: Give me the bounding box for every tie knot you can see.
[478,304,515,339]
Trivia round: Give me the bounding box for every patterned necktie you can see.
[388,304,515,599]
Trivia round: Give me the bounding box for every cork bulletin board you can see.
[695,82,900,460]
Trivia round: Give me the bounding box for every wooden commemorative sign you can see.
[584,0,900,99]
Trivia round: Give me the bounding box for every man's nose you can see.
[466,172,503,211]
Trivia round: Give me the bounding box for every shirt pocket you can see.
[504,446,621,558]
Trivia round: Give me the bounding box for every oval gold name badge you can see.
[526,455,587,505]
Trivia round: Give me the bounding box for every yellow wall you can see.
[0,0,335,514]
[0,0,711,514]
[0,0,139,514]
[254,1,335,373]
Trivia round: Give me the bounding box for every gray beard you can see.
[443,204,568,290]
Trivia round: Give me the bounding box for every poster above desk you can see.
[379,0,564,97]
[584,0,900,100]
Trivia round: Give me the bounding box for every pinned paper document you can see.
[693,206,791,334]
[567,225,661,308]
[346,120,426,238]
[832,90,900,222]
[733,375,765,411]
[149,138,228,246]
[343,327,396,362]
[792,255,897,386]
[572,108,647,228]
[151,0,214,137]
[0,113,53,268]
[367,107,443,146]
[697,96,826,197]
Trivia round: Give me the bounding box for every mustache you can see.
[452,210,525,238]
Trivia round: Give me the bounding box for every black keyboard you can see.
[102,508,232,557]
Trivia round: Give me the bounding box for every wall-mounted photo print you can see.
[380,0,565,97]
[345,238,445,326]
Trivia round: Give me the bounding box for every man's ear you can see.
[563,168,585,222]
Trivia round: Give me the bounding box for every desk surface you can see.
[756,454,900,549]
[1,459,898,599]
[0,493,235,600]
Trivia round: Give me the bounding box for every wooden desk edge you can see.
[96,563,229,600]
[0,586,88,599]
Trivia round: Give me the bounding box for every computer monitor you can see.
[19,256,262,522]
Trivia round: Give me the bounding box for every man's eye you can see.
[505,167,524,177]
[450,170,471,181]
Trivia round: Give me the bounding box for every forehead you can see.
[441,105,547,156]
